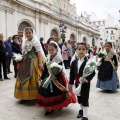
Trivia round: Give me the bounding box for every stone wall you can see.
[0,0,100,46]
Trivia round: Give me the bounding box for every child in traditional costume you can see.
[96,42,119,90]
[14,27,45,100]
[36,41,76,115]
[69,43,95,120]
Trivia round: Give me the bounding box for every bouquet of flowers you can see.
[96,52,106,70]
[74,60,96,96]
[42,62,63,89]
[97,52,106,58]
[42,62,77,102]
[13,53,23,63]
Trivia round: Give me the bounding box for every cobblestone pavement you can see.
[0,64,120,120]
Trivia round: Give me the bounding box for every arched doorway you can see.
[70,34,75,41]
[50,29,59,43]
[83,37,87,43]
[18,21,33,42]
[51,29,58,37]
[18,21,33,31]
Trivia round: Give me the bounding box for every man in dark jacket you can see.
[0,34,10,81]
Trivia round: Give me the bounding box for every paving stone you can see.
[0,64,120,120]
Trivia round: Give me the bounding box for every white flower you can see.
[13,54,22,61]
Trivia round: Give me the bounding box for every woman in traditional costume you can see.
[96,42,119,90]
[14,27,45,100]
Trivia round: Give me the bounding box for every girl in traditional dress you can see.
[14,27,45,100]
[69,43,95,120]
[96,42,118,91]
[36,41,76,116]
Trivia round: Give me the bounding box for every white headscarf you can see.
[49,41,62,58]
[48,40,68,78]
[22,27,45,57]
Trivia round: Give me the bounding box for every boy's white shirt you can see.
[78,56,85,74]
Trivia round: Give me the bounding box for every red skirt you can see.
[36,92,73,110]
[36,73,76,110]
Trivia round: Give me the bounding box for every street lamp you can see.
[91,34,95,46]
[59,23,67,43]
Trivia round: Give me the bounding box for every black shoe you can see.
[4,77,11,80]
[81,117,88,120]
[6,72,9,74]
[45,110,54,116]
[9,71,12,73]
[77,110,83,118]
[0,78,4,81]
[19,100,29,104]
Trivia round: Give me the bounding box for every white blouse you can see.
[22,39,41,53]
[77,56,85,73]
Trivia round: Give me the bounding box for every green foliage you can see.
[60,34,66,39]
[23,47,36,61]
[50,67,61,75]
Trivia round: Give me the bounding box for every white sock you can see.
[83,106,88,118]
[80,104,83,110]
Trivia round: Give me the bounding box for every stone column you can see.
[39,18,44,38]
[5,10,9,38]
[39,15,49,43]
[78,31,82,42]
[35,11,40,39]
[76,27,79,43]
[5,9,13,38]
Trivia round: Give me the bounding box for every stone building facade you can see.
[89,14,114,45]
[105,27,120,48]
[0,0,100,45]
